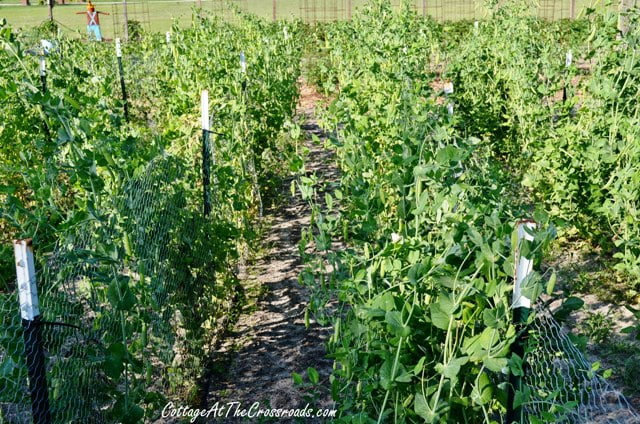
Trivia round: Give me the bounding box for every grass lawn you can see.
[0,0,610,39]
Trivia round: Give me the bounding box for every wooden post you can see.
[422,0,426,17]
[619,0,634,34]
[273,0,277,21]
[570,0,576,19]
[348,0,352,19]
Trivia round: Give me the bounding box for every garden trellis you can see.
[0,11,302,422]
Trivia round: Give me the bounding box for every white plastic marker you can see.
[444,81,454,95]
[201,90,209,131]
[166,31,171,44]
[40,39,53,55]
[474,21,479,32]
[565,50,573,68]
[115,37,122,58]
[14,239,40,321]
[39,56,46,77]
[240,51,247,74]
[283,26,289,40]
[512,220,536,309]
[444,81,454,115]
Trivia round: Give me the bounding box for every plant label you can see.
[115,38,122,58]
[39,56,46,77]
[444,81,454,95]
[240,51,247,74]
[201,90,209,131]
[565,50,572,68]
[166,31,171,44]
[512,220,536,309]
[14,239,40,321]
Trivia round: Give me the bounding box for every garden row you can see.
[0,12,303,423]
[299,1,640,422]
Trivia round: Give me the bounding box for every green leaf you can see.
[414,392,435,421]
[104,343,126,380]
[436,356,468,379]
[307,367,319,385]
[385,310,411,337]
[107,279,137,311]
[554,296,584,322]
[483,357,508,373]
[380,360,393,390]
[112,397,144,424]
[471,372,493,405]
[292,372,303,385]
[546,271,557,295]
[430,297,456,330]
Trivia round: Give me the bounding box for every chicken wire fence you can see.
[297,0,577,22]
[0,153,231,423]
[522,307,640,423]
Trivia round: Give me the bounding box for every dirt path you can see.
[202,84,337,423]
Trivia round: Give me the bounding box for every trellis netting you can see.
[0,154,240,423]
[522,308,640,423]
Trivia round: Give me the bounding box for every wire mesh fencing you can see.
[0,152,239,423]
[296,0,581,22]
[523,307,640,423]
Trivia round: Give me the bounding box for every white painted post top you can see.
[444,81,454,95]
[39,56,46,77]
[14,239,40,321]
[115,38,122,58]
[512,220,536,309]
[240,51,246,74]
[201,90,209,131]
[40,39,53,55]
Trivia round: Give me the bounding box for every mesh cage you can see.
[523,308,640,423]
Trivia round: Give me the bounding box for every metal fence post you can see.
[506,220,536,424]
[201,90,211,217]
[14,239,52,424]
[115,38,129,122]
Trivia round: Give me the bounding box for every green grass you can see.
[0,0,612,39]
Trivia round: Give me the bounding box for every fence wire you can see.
[523,307,640,423]
[0,152,230,423]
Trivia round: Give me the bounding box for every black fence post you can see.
[506,220,536,424]
[14,239,52,424]
[201,90,211,217]
[115,38,129,122]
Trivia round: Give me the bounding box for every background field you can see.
[0,0,606,40]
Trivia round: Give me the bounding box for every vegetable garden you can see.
[2,0,640,422]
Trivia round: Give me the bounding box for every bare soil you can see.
[200,83,338,423]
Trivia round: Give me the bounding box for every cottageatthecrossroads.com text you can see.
[162,401,338,422]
